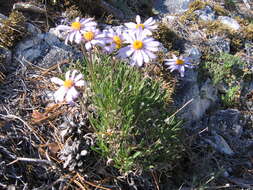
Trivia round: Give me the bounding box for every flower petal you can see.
[75,32,82,44]
[65,70,71,80]
[144,17,154,25]
[71,70,78,80]
[85,42,92,51]
[125,22,136,29]
[136,15,141,24]
[134,51,143,67]
[74,73,83,82]
[54,86,67,102]
[56,25,71,31]
[179,66,185,77]
[69,31,75,43]
[51,77,64,85]
[117,46,133,58]
[75,80,86,87]
[66,87,79,103]
[172,54,178,60]
[144,50,156,60]
[141,50,150,63]
[145,40,160,47]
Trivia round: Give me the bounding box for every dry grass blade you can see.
[76,173,112,190]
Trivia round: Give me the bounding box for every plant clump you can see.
[84,54,183,172]
[48,13,193,181]
[0,11,27,48]
[202,53,246,107]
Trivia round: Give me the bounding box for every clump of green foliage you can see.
[203,53,246,107]
[83,53,183,172]
[0,11,26,48]
[221,85,240,107]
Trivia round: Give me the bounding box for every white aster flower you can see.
[51,70,86,103]
[124,15,157,35]
[164,55,193,77]
[103,28,125,53]
[117,29,159,67]
[82,28,105,51]
[56,17,97,44]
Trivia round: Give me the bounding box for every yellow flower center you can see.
[63,80,74,88]
[71,22,81,30]
[83,31,94,41]
[133,40,143,50]
[136,24,145,29]
[113,36,122,49]
[176,59,184,65]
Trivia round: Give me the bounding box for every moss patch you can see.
[0,11,27,48]
[179,0,228,24]
[153,23,186,52]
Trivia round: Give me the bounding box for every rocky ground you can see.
[0,0,252,189]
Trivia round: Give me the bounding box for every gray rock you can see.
[204,132,235,156]
[194,6,216,21]
[242,79,253,111]
[49,27,66,41]
[207,36,230,53]
[218,16,240,30]
[26,22,41,35]
[209,109,241,130]
[245,41,253,57]
[162,15,177,25]
[41,46,75,68]
[222,170,230,177]
[201,109,253,157]
[14,32,81,68]
[174,71,218,123]
[153,0,194,15]
[185,46,202,64]
[245,42,253,71]
[0,47,12,68]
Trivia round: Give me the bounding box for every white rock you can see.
[218,16,240,30]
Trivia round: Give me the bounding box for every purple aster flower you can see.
[117,29,159,67]
[164,54,193,77]
[55,17,97,44]
[124,15,157,36]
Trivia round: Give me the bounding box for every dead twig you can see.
[0,146,16,160]
[165,98,194,122]
[76,173,112,190]
[7,157,54,166]
[151,170,160,190]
